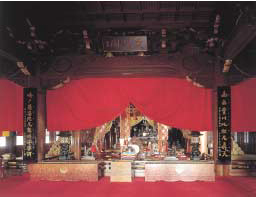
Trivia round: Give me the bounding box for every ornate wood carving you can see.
[224,9,256,60]
[157,123,168,153]
[120,108,130,143]
[145,162,215,182]
[28,162,99,181]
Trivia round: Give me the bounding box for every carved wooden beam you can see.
[37,53,244,88]
[81,7,213,15]
[57,19,210,30]
[0,49,19,62]
[224,24,256,60]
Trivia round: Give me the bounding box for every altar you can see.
[30,104,216,182]
[145,160,215,182]
[28,161,100,181]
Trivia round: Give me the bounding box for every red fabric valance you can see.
[0,79,23,135]
[232,78,256,132]
[47,78,212,131]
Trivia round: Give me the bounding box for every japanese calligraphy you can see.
[102,36,147,52]
[23,88,37,161]
[218,86,231,163]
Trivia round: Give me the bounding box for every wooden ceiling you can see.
[61,1,216,30]
[0,1,256,89]
[0,1,217,31]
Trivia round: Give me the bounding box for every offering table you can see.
[145,160,215,182]
[28,160,99,181]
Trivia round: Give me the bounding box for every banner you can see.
[23,88,37,161]
[218,86,231,163]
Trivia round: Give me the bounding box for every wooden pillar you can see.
[73,131,81,160]
[213,87,224,175]
[216,87,232,176]
[212,89,218,162]
[213,58,223,175]
[37,89,46,162]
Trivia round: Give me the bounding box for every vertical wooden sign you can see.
[217,86,231,163]
[23,88,37,161]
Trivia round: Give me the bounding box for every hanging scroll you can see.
[23,88,37,161]
[218,86,231,163]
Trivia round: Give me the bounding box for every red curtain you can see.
[0,79,23,135]
[47,78,212,131]
[232,78,256,132]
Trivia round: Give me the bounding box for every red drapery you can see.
[47,78,212,131]
[232,78,256,132]
[0,79,23,135]
[1,76,255,136]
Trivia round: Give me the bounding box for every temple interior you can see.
[1,1,256,197]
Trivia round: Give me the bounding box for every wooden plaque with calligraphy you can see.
[23,88,37,162]
[102,36,147,52]
[217,86,231,163]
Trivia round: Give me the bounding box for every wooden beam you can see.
[119,1,126,22]
[0,49,19,63]
[138,1,144,21]
[4,53,247,89]
[58,19,210,30]
[224,24,256,59]
[37,88,46,162]
[82,7,214,15]
[98,1,109,23]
